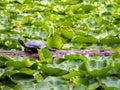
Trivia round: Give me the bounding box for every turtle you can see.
[18,38,56,53]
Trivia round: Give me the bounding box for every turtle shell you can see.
[25,40,46,48]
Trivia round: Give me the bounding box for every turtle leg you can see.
[31,48,38,53]
[24,48,35,53]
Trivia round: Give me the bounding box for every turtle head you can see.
[18,38,27,48]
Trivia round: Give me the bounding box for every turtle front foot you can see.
[24,48,38,54]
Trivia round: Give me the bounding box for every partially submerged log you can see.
[0,49,114,59]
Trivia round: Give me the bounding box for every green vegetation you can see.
[0,0,120,89]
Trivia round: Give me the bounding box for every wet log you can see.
[0,49,114,59]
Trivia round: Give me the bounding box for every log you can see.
[0,49,114,59]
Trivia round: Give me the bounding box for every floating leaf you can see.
[64,54,87,61]
[61,29,75,39]
[62,71,81,79]
[101,76,120,90]
[38,48,52,61]
[35,81,52,90]
[14,82,35,90]
[100,36,120,45]
[40,65,68,76]
[73,36,98,44]
[47,35,63,49]
[6,59,31,69]
[80,4,96,13]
